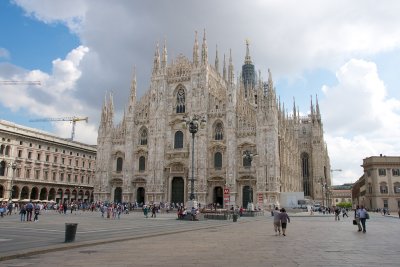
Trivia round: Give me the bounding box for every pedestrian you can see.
[19,204,26,222]
[191,207,197,221]
[279,208,290,236]
[33,204,40,222]
[273,207,281,235]
[151,205,157,218]
[7,202,13,215]
[342,208,348,218]
[354,205,362,232]
[26,201,33,221]
[356,205,368,233]
[334,207,340,221]
[143,205,149,218]
[398,208,400,219]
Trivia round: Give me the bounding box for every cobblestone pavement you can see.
[1,212,399,267]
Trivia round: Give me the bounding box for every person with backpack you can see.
[19,204,26,221]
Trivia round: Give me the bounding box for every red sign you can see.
[224,188,230,194]
[258,193,263,203]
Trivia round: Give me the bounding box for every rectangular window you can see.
[52,172,56,181]
[37,153,41,161]
[28,151,32,159]
[82,161,85,168]
[394,184,400,194]
[26,169,31,178]
[75,175,78,182]
[379,168,386,176]
[46,155,49,162]
[75,160,79,167]
[54,156,58,163]
[383,199,388,208]
[16,168,21,178]
[392,169,400,176]
[44,171,48,180]
[35,170,40,179]
[62,158,65,164]
[89,162,91,168]
[60,173,64,181]
[18,150,22,157]
[69,159,72,165]
[67,174,71,182]
[81,176,84,183]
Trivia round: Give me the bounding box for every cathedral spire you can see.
[129,67,137,108]
[293,97,297,120]
[215,44,219,73]
[310,95,315,120]
[107,91,114,126]
[152,42,160,74]
[161,39,168,70]
[201,28,208,66]
[244,39,252,64]
[223,53,227,80]
[228,49,234,85]
[193,31,199,67]
[316,94,321,122]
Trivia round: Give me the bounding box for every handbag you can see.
[352,219,357,225]
[366,213,370,219]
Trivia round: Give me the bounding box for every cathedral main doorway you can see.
[137,187,145,205]
[171,177,184,205]
[114,187,122,203]
[213,186,223,206]
[242,186,253,208]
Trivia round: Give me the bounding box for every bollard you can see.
[65,223,78,243]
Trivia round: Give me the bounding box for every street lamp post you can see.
[183,115,206,207]
[8,161,17,202]
[243,150,255,210]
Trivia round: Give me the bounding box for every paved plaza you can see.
[0,211,399,266]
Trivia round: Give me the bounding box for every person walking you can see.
[19,204,26,222]
[334,207,340,221]
[273,207,281,235]
[354,205,362,232]
[143,205,149,218]
[33,204,40,222]
[279,208,290,236]
[356,205,368,233]
[26,201,33,221]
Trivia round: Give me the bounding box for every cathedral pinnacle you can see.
[244,39,252,64]
[215,44,219,73]
[201,28,208,65]
[193,31,199,67]
[161,39,168,69]
[152,42,160,74]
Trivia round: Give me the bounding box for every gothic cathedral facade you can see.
[95,32,331,208]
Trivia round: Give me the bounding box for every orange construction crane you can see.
[29,116,88,141]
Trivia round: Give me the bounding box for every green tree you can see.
[336,202,352,209]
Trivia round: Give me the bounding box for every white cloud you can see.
[0,48,10,59]
[322,59,400,184]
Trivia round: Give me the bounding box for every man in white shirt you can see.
[273,207,281,235]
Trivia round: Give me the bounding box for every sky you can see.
[1,0,400,185]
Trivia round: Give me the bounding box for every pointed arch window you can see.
[140,128,148,145]
[139,156,146,172]
[116,157,123,172]
[174,131,184,149]
[176,88,186,113]
[214,152,222,169]
[301,153,310,196]
[214,122,224,140]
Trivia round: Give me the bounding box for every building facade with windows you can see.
[95,32,331,208]
[0,120,96,204]
[353,155,400,212]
